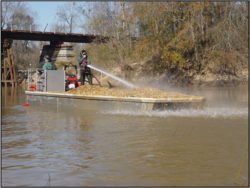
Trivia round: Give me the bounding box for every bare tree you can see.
[2,2,39,30]
[76,2,94,34]
[1,1,14,29]
[49,21,67,33]
[2,2,40,70]
[55,2,78,33]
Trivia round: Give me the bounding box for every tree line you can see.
[50,1,249,79]
[2,1,248,79]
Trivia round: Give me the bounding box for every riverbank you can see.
[15,61,248,89]
[100,61,248,88]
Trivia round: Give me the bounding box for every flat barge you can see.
[25,91,206,111]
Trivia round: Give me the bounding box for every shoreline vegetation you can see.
[104,61,248,88]
[3,2,248,88]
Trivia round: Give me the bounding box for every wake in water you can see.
[101,106,248,119]
[87,65,136,88]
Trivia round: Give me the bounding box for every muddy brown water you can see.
[1,85,248,186]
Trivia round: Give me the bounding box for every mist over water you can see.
[87,65,135,88]
[102,85,248,119]
[102,106,248,119]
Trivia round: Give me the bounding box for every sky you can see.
[28,1,70,32]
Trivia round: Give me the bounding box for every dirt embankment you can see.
[100,61,248,88]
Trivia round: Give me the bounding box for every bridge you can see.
[1,29,138,43]
[1,29,109,44]
[1,29,121,86]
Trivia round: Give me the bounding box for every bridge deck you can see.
[1,29,107,43]
[1,29,138,43]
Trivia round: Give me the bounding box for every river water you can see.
[1,85,248,186]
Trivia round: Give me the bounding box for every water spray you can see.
[87,65,136,88]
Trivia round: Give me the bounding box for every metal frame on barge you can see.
[25,91,206,111]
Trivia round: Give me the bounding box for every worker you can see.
[39,55,53,84]
[38,55,57,70]
[42,55,53,70]
[77,50,92,85]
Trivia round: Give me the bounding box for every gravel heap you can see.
[64,85,202,99]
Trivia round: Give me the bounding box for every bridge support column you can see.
[40,42,74,66]
[1,38,17,86]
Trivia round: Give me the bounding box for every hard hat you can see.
[80,50,87,55]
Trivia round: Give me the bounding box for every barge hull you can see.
[25,91,206,111]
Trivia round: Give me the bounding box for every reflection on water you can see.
[1,84,18,106]
[1,85,248,186]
